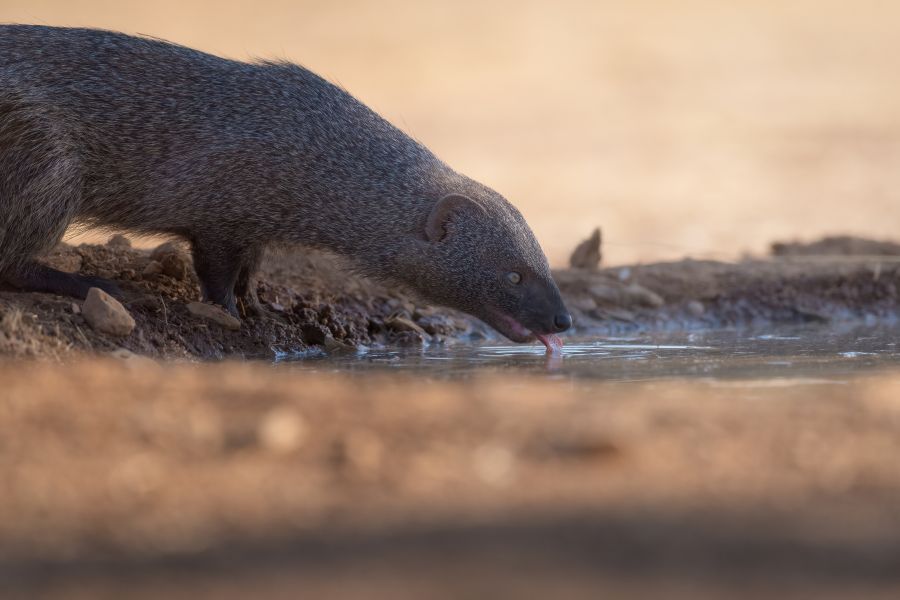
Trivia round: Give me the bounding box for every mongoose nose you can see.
[553,312,572,333]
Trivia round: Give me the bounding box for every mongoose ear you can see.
[425,194,486,242]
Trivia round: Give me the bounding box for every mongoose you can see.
[0,25,571,346]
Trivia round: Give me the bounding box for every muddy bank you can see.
[2,362,900,598]
[0,236,897,359]
[0,240,483,360]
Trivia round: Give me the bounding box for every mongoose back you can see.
[0,25,571,344]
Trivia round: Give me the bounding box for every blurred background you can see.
[2,0,898,265]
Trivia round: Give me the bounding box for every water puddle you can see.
[279,324,900,383]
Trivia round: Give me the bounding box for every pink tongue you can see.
[535,333,564,354]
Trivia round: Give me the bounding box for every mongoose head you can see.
[406,192,571,348]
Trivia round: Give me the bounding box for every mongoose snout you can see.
[0,25,569,344]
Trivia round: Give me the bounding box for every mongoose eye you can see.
[506,271,522,285]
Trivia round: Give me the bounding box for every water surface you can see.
[280,324,900,384]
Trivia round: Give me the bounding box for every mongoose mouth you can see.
[489,312,564,353]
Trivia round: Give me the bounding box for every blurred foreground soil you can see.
[2,362,900,598]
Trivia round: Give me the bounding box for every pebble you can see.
[159,253,190,281]
[142,261,163,278]
[588,284,621,304]
[82,288,135,337]
[623,283,665,308]
[385,315,429,337]
[323,333,350,352]
[186,302,241,331]
[108,348,158,368]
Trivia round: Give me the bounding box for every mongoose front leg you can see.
[190,241,265,318]
[191,241,241,317]
[4,261,121,299]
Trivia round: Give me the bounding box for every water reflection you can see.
[279,324,900,383]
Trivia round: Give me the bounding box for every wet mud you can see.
[0,235,897,359]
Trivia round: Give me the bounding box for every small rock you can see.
[186,302,241,331]
[569,227,602,270]
[159,253,190,281]
[258,406,308,454]
[623,284,665,308]
[106,234,132,249]
[82,288,136,337]
[142,261,163,277]
[109,348,138,360]
[385,315,429,337]
[687,300,705,317]
[323,333,351,352]
[588,284,622,305]
[617,267,631,282]
[417,314,458,335]
[268,301,285,313]
[108,348,157,367]
[71,302,81,315]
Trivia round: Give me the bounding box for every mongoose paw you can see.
[237,294,266,320]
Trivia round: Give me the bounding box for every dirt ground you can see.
[2,362,900,598]
[0,234,897,360]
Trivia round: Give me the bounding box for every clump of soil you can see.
[0,234,898,359]
[558,256,899,333]
[772,235,900,257]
